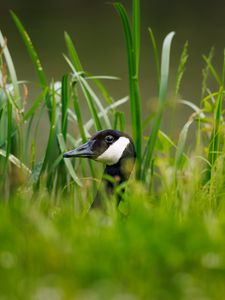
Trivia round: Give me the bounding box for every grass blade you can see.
[201,47,214,98]
[63,51,106,130]
[142,32,175,180]
[61,74,69,140]
[0,149,31,174]
[87,75,113,105]
[84,96,128,132]
[175,118,193,169]
[6,98,13,161]
[179,99,205,119]
[113,111,125,131]
[23,88,48,121]
[35,82,57,186]
[79,79,102,131]
[148,28,160,89]
[64,31,105,130]
[79,76,111,128]
[159,32,175,104]
[202,54,221,86]
[10,10,53,131]
[71,84,97,190]
[133,0,140,72]
[72,83,86,143]
[0,30,21,107]
[205,87,223,181]
[175,41,188,97]
[64,31,83,72]
[114,2,142,179]
[11,11,47,90]
[58,133,82,187]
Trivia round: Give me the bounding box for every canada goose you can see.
[63,129,136,208]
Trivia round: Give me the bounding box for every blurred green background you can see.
[1,0,225,102]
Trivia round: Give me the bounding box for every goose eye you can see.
[105,135,114,144]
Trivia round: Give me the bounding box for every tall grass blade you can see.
[204,51,225,182]
[158,130,177,150]
[114,2,142,179]
[23,88,48,121]
[64,32,83,71]
[1,92,13,181]
[113,111,125,131]
[206,87,223,181]
[142,32,175,180]
[6,99,13,162]
[11,10,53,133]
[35,83,57,186]
[0,30,21,107]
[0,149,31,174]
[64,32,106,128]
[79,76,110,128]
[202,54,221,86]
[61,74,69,140]
[0,30,22,178]
[63,48,106,130]
[133,0,140,72]
[72,83,86,143]
[175,118,193,169]
[79,80,102,131]
[58,133,82,187]
[84,96,128,132]
[72,83,96,190]
[179,99,205,119]
[201,47,214,98]
[175,41,188,97]
[88,76,113,105]
[148,28,160,88]
[10,11,47,90]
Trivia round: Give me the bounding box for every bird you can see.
[63,129,136,208]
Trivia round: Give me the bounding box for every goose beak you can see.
[63,141,94,158]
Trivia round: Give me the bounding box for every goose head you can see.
[63,129,136,207]
[63,129,136,169]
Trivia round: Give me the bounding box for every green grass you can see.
[1,0,225,299]
[1,191,225,300]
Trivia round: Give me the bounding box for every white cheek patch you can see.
[96,137,130,165]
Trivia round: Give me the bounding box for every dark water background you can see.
[1,0,225,141]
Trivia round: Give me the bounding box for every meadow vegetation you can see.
[1,1,225,299]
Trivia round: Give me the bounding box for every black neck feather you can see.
[91,157,135,208]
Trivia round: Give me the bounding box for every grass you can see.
[1,0,225,299]
[1,193,225,300]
